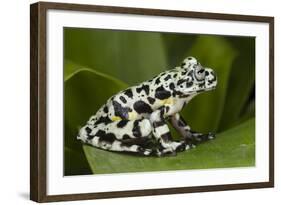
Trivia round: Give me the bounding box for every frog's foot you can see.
[85,136,154,156]
[186,132,215,145]
[154,148,177,157]
[134,147,153,156]
[169,114,215,146]
[154,140,189,156]
[120,138,154,156]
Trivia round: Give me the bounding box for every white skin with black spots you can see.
[77,57,217,156]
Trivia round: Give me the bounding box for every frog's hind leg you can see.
[77,119,154,156]
[169,113,215,146]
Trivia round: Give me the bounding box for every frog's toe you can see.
[175,143,186,152]
[138,147,153,156]
[154,148,177,157]
[208,132,216,140]
[185,144,191,150]
[143,149,152,156]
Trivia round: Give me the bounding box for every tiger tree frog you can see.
[77,57,217,156]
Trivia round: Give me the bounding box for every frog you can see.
[77,56,217,156]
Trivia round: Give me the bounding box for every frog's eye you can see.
[186,57,197,64]
[195,68,205,81]
[181,56,197,68]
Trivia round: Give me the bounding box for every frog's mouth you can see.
[204,86,217,91]
[195,86,216,93]
[181,85,216,96]
[204,75,217,91]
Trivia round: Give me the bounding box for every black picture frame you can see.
[30,1,274,202]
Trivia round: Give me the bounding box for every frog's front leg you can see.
[150,107,186,156]
[169,113,215,146]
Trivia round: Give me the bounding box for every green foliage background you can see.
[64,28,255,175]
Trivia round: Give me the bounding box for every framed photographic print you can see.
[30,1,274,202]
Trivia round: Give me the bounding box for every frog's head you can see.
[176,56,217,95]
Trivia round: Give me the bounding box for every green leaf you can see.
[83,118,255,174]
[64,146,91,176]
[218,37,255,131]
[64,28,167,85]
[235,100,255,127]
[181,36,237,133]
[64,67,128,175]
[161,33,197,68]
[64,60,83,81]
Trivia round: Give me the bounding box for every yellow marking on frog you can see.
[128,111,138,120]
[111,116,122,121]
[162,97,174,105]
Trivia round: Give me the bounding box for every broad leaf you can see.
[161,33,197,68]
[64,28,167,85]
[218,37,255,131]
[84,118,255,174]
[64,67,128,175]
[64,60,83,81]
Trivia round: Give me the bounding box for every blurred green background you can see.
[64,28,255,176]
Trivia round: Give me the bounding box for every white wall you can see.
[0,0,279,204]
